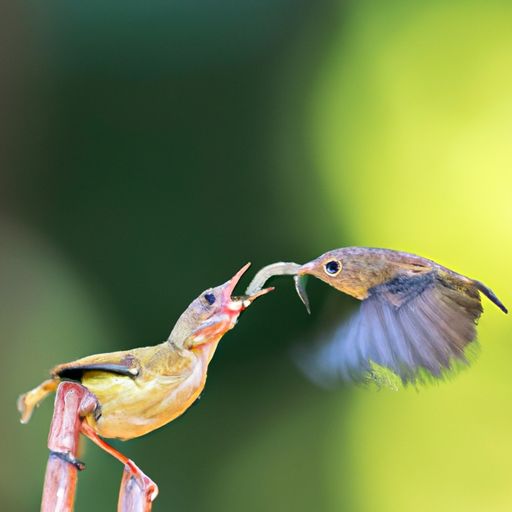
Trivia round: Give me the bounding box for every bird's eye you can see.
[204,293,216,305]
[324,259,341,276]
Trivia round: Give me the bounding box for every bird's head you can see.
[298,249,345,282]
[293,249,348,310]
[296,247,379,302]
[169,263,273,350]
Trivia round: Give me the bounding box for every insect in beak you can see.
[231,286,275,312]
[192,264,273,344]
[221,263,274,314]
[244,261,311,314]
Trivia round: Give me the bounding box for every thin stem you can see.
[40,381,157,511]
[41,382,95,512]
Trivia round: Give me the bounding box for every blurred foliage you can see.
[1,0,511,511]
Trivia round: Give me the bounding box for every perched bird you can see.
[248,248,507,385]
[18,263,272,494]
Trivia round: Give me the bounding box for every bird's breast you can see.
[83,352,210,440]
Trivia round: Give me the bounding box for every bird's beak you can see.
[237,286,275,310]
[221,262,252,304]
[297,261,315,275]
[222,263,273,312]
[191,264,273,346]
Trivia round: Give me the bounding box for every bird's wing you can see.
[52,350,143,381]
[295,272,483,386]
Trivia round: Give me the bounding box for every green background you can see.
[1,1,511,510]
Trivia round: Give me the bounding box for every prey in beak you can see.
[244,261,311,314]
[222,263,274,313]
[189,263,273,347]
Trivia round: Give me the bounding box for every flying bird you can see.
[247,248,507,385]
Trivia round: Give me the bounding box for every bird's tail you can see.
[17,378,59,424]
[473,280,508,314]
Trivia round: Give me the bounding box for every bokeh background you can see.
[1,1,511,510]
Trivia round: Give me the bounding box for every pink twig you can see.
[40,381,154,512]
[41,382,94,512]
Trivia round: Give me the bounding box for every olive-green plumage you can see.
[18,264,272,501]
[18,264,272,438]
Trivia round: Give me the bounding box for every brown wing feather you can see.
[296,271,484,386]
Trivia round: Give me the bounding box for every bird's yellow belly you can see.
[82,365,206,440]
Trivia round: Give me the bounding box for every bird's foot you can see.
[125,460,159,502]
[118,461,159,511]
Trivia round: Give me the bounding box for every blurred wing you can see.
[295,272,483,386]
[52,351,141,381]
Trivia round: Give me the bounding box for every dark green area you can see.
[1,1,353,511]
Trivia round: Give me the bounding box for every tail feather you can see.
[17,378,59,424]
[473,280,508,314]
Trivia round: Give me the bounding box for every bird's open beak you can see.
[191,264,273,346]
[222,263,273,313]
[221,262,252,303]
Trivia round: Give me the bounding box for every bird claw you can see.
[124,461,159,503]
[141,475,159,502]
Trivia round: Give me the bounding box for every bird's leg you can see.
[42,381,97,512]
[80,422,159,507]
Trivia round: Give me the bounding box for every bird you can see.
[247,248,507,386]
[18,263,272,497]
